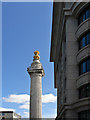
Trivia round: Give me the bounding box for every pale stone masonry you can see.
[27,51,45,119]
[50,1,90,119]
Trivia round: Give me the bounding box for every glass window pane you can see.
[87,59,90,71]
[79,111,90,120]
[82,37,86,47]
[79,64,83,75]
[78,8,90,25]
[83,87,86,98]
[79,41,81,49]
[87,33,90,44]
[87,110,90,120]
[88,9,90,18]
[79,39,83,49]
[83,62,86,73]
[87,87,90,97]
[79,84,90,99]
[86,10,89,19]
[80,15,83,24]
[83,13,86,22]
[79,33,90,50]
[78,13,83,25]
[81,111,86,119]
[86,84,90,97]
[79,86,86,98]
[87,84,90,90]
[79,88,82,98]
[79,59,90,75]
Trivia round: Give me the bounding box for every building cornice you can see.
[50,2,62,62]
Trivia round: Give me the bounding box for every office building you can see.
[50,1,90,119]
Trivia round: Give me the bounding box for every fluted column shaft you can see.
[30,73,42,118]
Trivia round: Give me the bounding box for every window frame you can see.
[79,83,90,99]
[78,7,90,25]
[78,110,90,120]
[79,32,90,50]
[79,58,90,75]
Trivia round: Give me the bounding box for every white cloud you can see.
[19,102,29,110]
[3,93,57,110]
[3,94,57,104]
[42,94,57,103]
[2,94,57,118]
[23,111,29,118]
[3,94,30,104]
[0,107,15,112]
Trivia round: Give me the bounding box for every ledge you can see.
[72,97,90,112]
[76,71,90,88]
[57,97,90,118]
[76,44,90,63]
[56,97,90,118]
[75,18,90,39]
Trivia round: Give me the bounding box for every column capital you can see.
[27,68,45,77]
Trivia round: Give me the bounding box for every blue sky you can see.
[2,2,57,118]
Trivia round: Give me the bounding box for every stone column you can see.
[27,51,45,119]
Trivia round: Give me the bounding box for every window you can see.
[79,32,90,50]
[79,58,90,75]
[79,84,90,99]
[87,59,90,71]
[78,7,90,25]
[2,113,5,116]
[78,110,90,120]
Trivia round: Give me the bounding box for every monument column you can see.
[27,51,45,119]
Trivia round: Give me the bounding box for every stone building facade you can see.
[50,1,90,119]
[0,111,21,119]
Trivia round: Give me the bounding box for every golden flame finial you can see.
[33,51,40,60]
